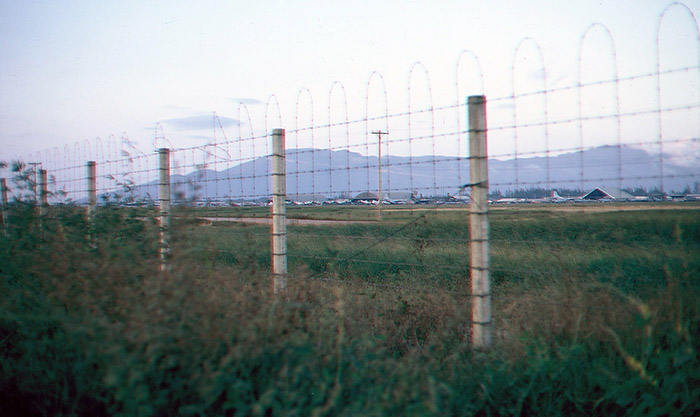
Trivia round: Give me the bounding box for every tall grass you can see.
[1,199,698,416]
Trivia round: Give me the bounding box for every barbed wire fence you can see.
[2,3,699,349]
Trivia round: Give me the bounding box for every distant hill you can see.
[125,145,698,202]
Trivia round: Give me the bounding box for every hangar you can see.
[580,187,633,201]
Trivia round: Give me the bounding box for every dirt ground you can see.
[200,202,698,226]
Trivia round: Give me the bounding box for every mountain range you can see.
[126,145,698,202]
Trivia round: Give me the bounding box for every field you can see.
[188,203,699,294]
[1,202,699,416]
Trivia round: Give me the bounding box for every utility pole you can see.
[371,130,388,221]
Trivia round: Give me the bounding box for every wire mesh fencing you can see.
[2,3,699,348]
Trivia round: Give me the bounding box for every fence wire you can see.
[2,6,699,320]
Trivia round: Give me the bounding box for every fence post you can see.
[87,161,97,219]
[87,161,97,246]
[38,169,48,218]
[271,128,287,293]
[372,130,389,221]
[1,178,8,235]
[159,148,171,272]
[29,163,39,206]
[468,95,492,349]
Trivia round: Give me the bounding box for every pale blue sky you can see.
[1,0,698,160]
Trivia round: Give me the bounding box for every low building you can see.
[386,192,415,203]
[288,193,328,203]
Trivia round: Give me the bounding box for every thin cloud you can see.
[491,101,514,110]
[186,134,213,141]
[231,98,262,105]
[162,114,241,131]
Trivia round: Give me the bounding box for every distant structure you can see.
[581,187,633,201]
[288,193,328,203]
[353,192,379,201]
[352,191,415,204]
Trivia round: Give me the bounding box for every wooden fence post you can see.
[159,148,171,272]
[87,161,97,221]
[469,95,492,349]
[271,128,287,293]
[38,169,48,218]
[1,178,8,235]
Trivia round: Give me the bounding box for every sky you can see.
[1,0,699,164]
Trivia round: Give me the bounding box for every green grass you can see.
[186,206,700,294]
[1,202,699,416]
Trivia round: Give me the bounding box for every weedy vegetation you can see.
[1,163,699,416]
